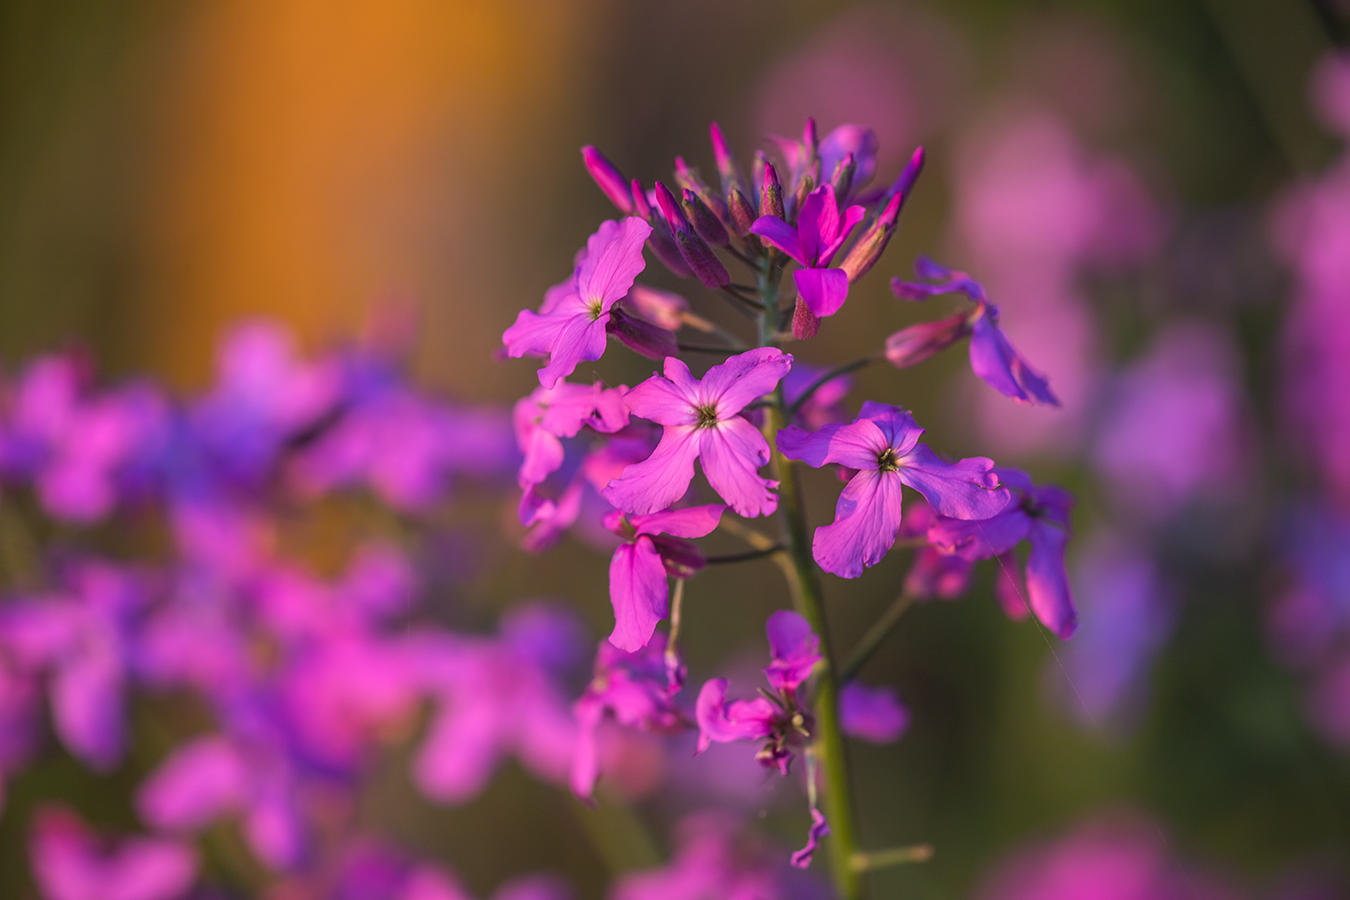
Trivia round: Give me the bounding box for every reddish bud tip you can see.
[792,298,820,340]
[761,161,785,220]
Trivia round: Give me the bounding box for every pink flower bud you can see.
[839,193,902,282]
[884,312,971,368]
[582,146,634,214]
[607,307,678,360]
[682,189,729,247]
[728,188,757,238]
[709,121,749,200]
[760,159,784,221]
[654,182,729,288]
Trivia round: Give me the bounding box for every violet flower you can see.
[777,402,1010,579]
[571,634,687,800]
[604,505,726,652]
[890,257,1060,406]
[502,217,654,388]
[603,348,792,518]
[781,362,853,431]
[927,467,1077,638]
[29,806,198,900]
[838,681,910,744]
[695,611,821,775]
[751,184,866,335]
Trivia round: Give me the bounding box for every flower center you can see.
[695,404,720,428]
[586,298,604,321]
[877,447,901,472]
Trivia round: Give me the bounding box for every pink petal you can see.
[136,735,249,831]
[502,308,566,359]
[749,215,807,265]
[697,347,792,414]
[575,218,653,309]
[602,425,701,515]
[764,611,821,693]
[623,358,700,426]
[793,268,850,318]
[796,186,837,266]
[631,504,726,540]
[701,417,777,518]
[895,444,1009,520]
[819,204,867,265]
[51,651,123,772]
[857,402,925,455]
[694,679,775,752]
[608,538,671,652]
[1027,521,1076,638]
[536,315,610,389]
[812,468,906,578]
[777,419,886,470]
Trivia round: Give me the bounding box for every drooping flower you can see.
[695,611,822,775]
[889,257,1060,406]
[777,402,1010,578]
[502,217,654,388]
[927,467,1077,638]
[571,634,688,800]
[603,348,792,518]
[604,505,726,652]
[751,184,866,334]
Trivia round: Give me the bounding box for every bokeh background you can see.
[0,0,1348,898]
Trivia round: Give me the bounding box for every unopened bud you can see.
[884,312,971,368]
[630,178,652,219]
[655,181,730,288]
[792,297,820,340]
[789,173,814,224]
[674,157,731,230]
[607,306,678,360]
[682,189,729,247]
[625,284,688,331]
[709,121,749,200]
[760,160,784,220]
[881,145,925,210]
[728,188,757,237]
[582,146,634,214]
[839,193,901,282]
[829,151,856,202]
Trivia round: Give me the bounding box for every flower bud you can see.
[728,188,757,238]
[881,145,925,210]
[839,193,901,282]
[625,284,688,331]
[760,159,784,220]
[792,297,820,340]
[884,312,971,368]
[630,178,691,277]
[709,121,749,200]
[582,146,634,214]
[607,306,678,360]
[674,157,732,230]
[630,178,652,219]
[654,181,730,288]
[828,151,856,202]
[682,189,730,247]
[789,173,814,224]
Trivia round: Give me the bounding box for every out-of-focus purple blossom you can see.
[1052,532,1174,735]
[503,217,654,388]
[928,467,1077,638]
[1091,322,1252,521]
[782,363,852,432]
[778,401,1009,578]
[0,657,40,810]
[571,633,687,800]
[891,259,1059,407]
[512,382,629,500]
[603,349,791,519]
[604,505,725,652]
[974,812,1242,900]
[0,562,149,771]
[610,812,831,900]
[696,611,821,776]
[838,682,910,744]
[30,805,198,900]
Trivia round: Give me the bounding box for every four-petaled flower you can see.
[503,217,653,388]
[777,402,1011,578]
[889,257,1060,406]
[603,348,792,518]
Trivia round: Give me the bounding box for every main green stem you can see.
[756,261,862,900]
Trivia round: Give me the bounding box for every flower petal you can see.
[701,417,778,518]
[812,468,906,578]
[575,217,653,310]
[1027,520,1077,638]
[697,347,792,414]
[608,538,671,652]
[778,419,887,470]
[602,426,701,515]
[749,215,807,266]
[793,268,850,318]
[896,444,1009,520]
[631,504,726,539]
[694,679,776,752]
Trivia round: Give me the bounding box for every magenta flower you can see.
[603,348,792,518]
[29,806,198,900]
[838,682,910,744]
[512,381,630,497]
[927,467,1077,638]
[571,634,688,800]
[890,257,1060,406]
[502,217,654,388]
[751,184,866,329]
[604,504,726,652]
[781,362,853,431]
[695,611,822,775]
[777,402,1010,579]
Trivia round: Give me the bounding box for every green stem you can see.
[840,589,918,683]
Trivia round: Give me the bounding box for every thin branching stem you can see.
[785,354,884,420]
[840,588,919,683]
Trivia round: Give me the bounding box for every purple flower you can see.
[928,467,1077,638]
[604,505,726,652]
[513,382,630,497]
[29,806,198,900]
[695,611,821,775]
[751,184,866,330]
[502,217,654,388]
[890,258,1060,406]
[603,348,792,518]
[571,635,687,799]
[838,681,910,744]
[781,362,853,431]
[777,402,1010,578]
